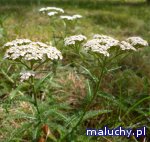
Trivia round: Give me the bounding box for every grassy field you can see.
[0,0,150,142]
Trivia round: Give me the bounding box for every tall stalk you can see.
[31,76,42,123]
[60,57,107,141]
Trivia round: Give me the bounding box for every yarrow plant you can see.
[64,34,87,46]
[2,33,149,141]
[93,34,119,49]
[83,34,148,57]
[64,35,87,62]
[60,14,83,36]
[83,39,110,57]
[39,7,65,44]
[60,14,82,21]
[126,36,148,47]
[47,11,58,17]
[4,39,62,61]
[3,38,63,123]
[61,34,148,140]
[39,7,64,15]
[39,6,83,46]
[119,41,136,51]
[39,6,82,21]
[20,71,35,82]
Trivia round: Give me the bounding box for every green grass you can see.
[0,0,150,142]
[0,0,150,42]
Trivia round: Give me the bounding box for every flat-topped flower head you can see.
[64,35,87,46]
[20,71,35,82]
[4,39,63,61]
[48,11,58,17]
[72,14,82,19]
[3,39,32,48]
[46,46,63,60]
[93,34,119,49]
[39,7,64,14]
[119,41,136,51]
[83,39,110,57]
[60,16,74,21]
[60,14,82,21]
[39,7,47,13]
[46,7,64,13]
[126,36,148,47]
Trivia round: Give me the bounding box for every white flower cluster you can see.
[119,41,136,51]
[39,7,83,21]
[126,36,148,47]
[93,34,119,50]
[64,35,87,46]
[39,7,64,14]
[4,39,32,48]
[4,39,63,61]
[60,14,82,21]
[83,39,110,57]
[20,71,35,82]
[48,11,58,17]
[83,34,148,57]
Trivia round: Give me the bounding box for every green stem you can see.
[52,20,58,46]
[60,57,107,141]
[33,60,48,71]
[31,77,42,123]
[63,21,67,38]
[19,60,31,70]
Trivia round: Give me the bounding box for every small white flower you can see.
[73,14,82,19]
[48,11,58,17]
[39,7,64,13]
[60,14,82,21]
[20,71,35,82]
[46,7,64,13]
[119,41,136,51]
[83,39,110,57]
[60,15,74,21]
[64,35,87,46]
[126,36,148,47]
